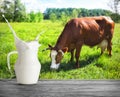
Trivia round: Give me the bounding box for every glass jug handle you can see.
[7,51,18,75]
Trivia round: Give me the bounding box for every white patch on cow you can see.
[98,40,108,52]
[50,50,60,69]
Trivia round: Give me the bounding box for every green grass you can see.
[0,21,120,79]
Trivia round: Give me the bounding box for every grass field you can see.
[0,21,120,79]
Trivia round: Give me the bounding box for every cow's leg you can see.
[107,41,112,56]
[70,49,74,62]
[107,40,112,56]
[75,43,83,68]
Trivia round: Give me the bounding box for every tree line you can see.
[45,8,120,23]
[44,8,110,24]
[0,0,120,23]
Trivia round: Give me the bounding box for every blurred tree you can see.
[27,11,43,22]
[13,0,26,22]
[111,13,120,22]
[108,0,120,14]
[44,8,113,21]
[0,0,26,22]
[80,8,89,17]
[72,9,78,18]
[35,12,43,22]
[0,0,14,21]
[29,11,35,22]
[49,13,57,22]
[60,12,68,25]
[108,0,120,22]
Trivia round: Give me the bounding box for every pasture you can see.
[0,21,120,79]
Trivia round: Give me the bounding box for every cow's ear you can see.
[62,47,68,53]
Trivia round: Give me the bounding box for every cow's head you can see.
[48,45,68,70]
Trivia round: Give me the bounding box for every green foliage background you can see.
[0,21,120,79]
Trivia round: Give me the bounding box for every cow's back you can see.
[65,16,114,47]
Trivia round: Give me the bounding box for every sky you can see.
[21,0,111,13]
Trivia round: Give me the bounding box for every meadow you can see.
[0,21,120,79]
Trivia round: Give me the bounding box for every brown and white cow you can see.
[48,16,115,70]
